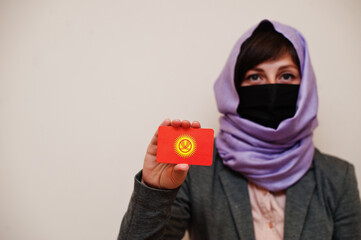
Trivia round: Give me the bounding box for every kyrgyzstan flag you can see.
[157,126,214,166]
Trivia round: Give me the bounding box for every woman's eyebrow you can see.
[249,68,265,72]
[278,65,298,71]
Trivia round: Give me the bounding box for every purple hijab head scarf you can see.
[214,20,318,192]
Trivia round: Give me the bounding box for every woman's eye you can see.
[281,73,295,80]
[247,74,260,81]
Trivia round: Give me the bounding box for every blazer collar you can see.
[284,158,316,239]
[218,161,255,240]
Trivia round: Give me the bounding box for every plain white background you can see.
[1,0,360,239]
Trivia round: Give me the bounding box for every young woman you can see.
[118,20,361,240]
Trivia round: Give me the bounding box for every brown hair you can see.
[234,20,301,88]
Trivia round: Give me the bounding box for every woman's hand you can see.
[142,119,201,189]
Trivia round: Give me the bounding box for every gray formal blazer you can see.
[119,149,361,240]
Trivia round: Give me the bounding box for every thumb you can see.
[172,164,190,186]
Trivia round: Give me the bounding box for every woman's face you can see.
[240,53,301,87]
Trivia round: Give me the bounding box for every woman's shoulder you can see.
[312,148,357,195]
[313,148,355,177]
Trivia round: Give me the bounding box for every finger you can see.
[172,164,190,185]
[174,163,189,172]
[181,120,191,128]
[171,119,181,128]
[191,121,201,128]
[160,118,171,126]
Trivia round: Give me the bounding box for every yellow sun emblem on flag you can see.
[174,134,197,158]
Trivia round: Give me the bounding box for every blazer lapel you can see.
[219,168,255,240]
[284,164,316,240]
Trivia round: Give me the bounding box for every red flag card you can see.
[157,126,214,166]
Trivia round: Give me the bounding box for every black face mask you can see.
[236,84,300,129]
